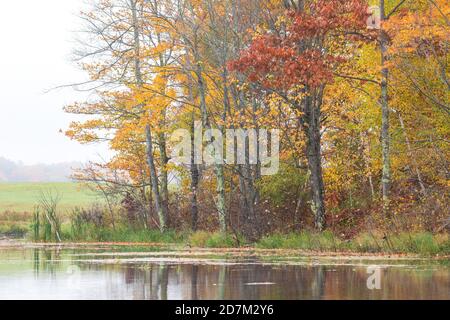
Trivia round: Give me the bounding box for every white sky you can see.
[0,0,110,165]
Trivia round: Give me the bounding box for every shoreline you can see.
[1,238,448,261]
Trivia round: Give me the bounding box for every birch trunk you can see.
[146,124,166,232]
[380,0,391,212]
[130,0,166,232]
[195,60,227,233]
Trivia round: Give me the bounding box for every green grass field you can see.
[0,182,102,236]
[0,182,100,213]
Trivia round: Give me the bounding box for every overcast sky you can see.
[0,0,110,165]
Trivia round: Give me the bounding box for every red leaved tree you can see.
[229,0,371,230]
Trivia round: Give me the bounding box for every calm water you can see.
[0,247,448,300]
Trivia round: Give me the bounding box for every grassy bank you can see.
[25,224,450,256]
[256,231,450,256]
[0,211,31,237]
[1,210,448,256]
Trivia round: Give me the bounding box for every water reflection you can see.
[0,248,448,300]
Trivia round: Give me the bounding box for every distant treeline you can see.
[0,157,80,182]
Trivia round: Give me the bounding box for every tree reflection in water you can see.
[1,249,448,300]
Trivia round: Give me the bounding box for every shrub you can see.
[189,231,238,248]
[257,231,341,251]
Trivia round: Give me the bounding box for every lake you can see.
[0,244,448,300]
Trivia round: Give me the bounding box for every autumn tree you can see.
[65,0,176,232]
[63,0,448,237]
[230,0,371,230]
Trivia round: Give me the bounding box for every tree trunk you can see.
[146,124,166,232]
[195,59,227,233]
[214,164,227,234]
[158,131,170,226]
[238,165,259,240]
[185,54,200,231]
[229,79,260,238]
[130,0,166,231]
[304,90,326,231]
[380,0,391,212]
[190,115,200,231]
[236,123,259,239]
